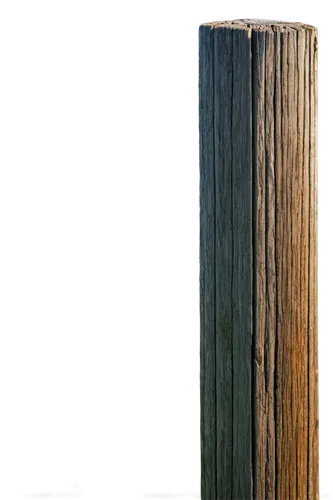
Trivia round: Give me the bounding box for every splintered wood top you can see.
[202,19,317,32]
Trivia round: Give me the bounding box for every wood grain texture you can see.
[264,28,276,500]
[214,26,233,500]
[296,28,308,500]
[308,26,319,500]
[231,27,253,500]
[252,29,266,500]
[274,28,282,500]
[199,24,216,500]
[199,19,318,500]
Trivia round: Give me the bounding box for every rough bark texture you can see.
[199,19,318,500]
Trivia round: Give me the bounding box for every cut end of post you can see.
[200,19,317,34]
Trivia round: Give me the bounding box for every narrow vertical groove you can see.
[307,30,311,500]
[294,31,298,498]
[264,28,276,500]
[296,28,309,500]
[274,26,285,500]
[250,33,253,499]
[212,28,217,500]
[249,28,253,499]
[252,29,266,500]
[285,30,290,500]
[296,28,300,500]
[230,30,234,500]
[273,27,280,500]
[265,31,269,499]
[304,33,311,497]
[251,30,256,500]
[304,33,313,498]
[290,28,298,500]
[280,28,292,497]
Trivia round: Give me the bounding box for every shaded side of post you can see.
[200,22,253,500]
[214,26,233,500]
[231,27,253,500]
[199,24,216,500]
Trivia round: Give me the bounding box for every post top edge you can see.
[200,19,317,32]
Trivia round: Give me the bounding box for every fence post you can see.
[199,19,318,500]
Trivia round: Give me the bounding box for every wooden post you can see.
[199,20,318,500]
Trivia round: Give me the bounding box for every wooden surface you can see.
[199,25,216,500]
[199,19,318,500]
[231,28,253,500]
[214,26,233,500]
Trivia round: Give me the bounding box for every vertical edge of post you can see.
[232,26,253,500]
[252,28,266,500]
[199,24,216,500]
[214,25,233,500]
[308,26,319,500]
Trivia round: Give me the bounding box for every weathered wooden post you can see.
[199,20,318,500]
